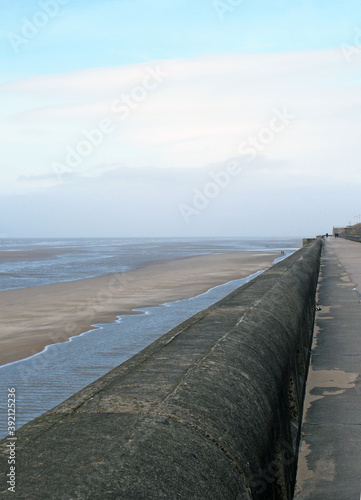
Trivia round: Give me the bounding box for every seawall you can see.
[333,223,361,242]
[0,239,323,499]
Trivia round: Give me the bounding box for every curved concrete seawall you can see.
[0,240,323,499]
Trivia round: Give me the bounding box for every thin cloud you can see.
[2,50,361,192]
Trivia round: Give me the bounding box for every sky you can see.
[1,0,361,238]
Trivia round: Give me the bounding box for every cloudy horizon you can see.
[1,1,361,238]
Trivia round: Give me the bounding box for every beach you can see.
[0,250,277,366]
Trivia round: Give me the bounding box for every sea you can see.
[0,237,301,438]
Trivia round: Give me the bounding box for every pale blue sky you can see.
[2,0,361,80]
[1,1,361,237]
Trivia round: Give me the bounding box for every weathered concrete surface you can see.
[303,238,315,247]
[0,240,322,499]
[295,238,361,499]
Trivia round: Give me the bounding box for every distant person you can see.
[326,233,329,237]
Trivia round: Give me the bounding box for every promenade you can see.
[295,238,361,499]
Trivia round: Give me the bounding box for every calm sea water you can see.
[0,237,300,291]
[0,237,300,437]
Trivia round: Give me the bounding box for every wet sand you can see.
[0,247,77,262]
[0,251,277,366]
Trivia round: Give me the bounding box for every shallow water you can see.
[0,238,300,438]
[0,237,300,291]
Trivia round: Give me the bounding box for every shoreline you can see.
[0,250,280,366]
[0,268,267,373]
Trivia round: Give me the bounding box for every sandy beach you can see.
[0,251,277,366]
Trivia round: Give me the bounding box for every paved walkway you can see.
[295,238,361,499]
